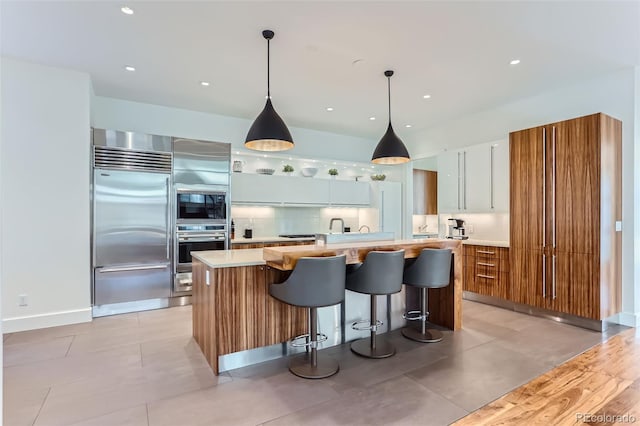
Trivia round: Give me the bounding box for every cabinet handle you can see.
[457,152,461,210]
[477,262,495,267]
[490,145,495,209]
[477,274,495,279]
[552,126,557,249]
[463,151,467,210]
[476,250,495,255]
[542,254,546,298]
[552,255,556,300]
[542,127,546,249]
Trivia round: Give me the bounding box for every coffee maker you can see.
[447,218,469,240]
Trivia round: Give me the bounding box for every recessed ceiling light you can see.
[423,94,431,99]
[510,59,521,65]
[369,117,376,121]
[124,65,135,72]
[405,124,412,128]
[326,107,334,112]
[200,81,210,86]
[121,6,134,15]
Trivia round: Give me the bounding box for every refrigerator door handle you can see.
[99,264,169,273]
[166,177,171,260]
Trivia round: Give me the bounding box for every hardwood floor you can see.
[454,327,640,426]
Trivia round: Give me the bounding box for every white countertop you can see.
[192,248,265,268]
[231,236,316,244]
[462,239,509,248]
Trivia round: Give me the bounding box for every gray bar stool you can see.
[346,250,405,358]
[402,248,452,343]
[269,254,346,379]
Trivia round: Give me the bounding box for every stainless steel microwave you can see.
[176,190,227,222]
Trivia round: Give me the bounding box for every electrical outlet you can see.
[18,294,28,307]
[467,224,475,234]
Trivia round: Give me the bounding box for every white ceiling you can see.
[2,1,639,143]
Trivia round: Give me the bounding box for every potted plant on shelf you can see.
[282,164,294,175]
[328,168,338,179]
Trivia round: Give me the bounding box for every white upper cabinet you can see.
[329,180,370,206]
[231,173,370,206]
[491,140,510,212]
[464,143,491,212]
[437,150,462,213]
[437,140,509,213]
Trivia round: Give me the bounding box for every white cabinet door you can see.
[491,140,510,212]
[231,173,281,204]
[464,143,491,212]
[371,181,402,239]
[329,180,370,206]
[285,178,330,205]
[437,151,461,213]
[231,174,330,205]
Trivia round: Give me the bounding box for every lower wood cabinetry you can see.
[192,260,307,374]
[463,245,510,300]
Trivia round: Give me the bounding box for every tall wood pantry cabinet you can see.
[509,113,621,320]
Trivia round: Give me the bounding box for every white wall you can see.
[1,58,92,332]
[91,96,378,163]
[408,68,638,325]
[635,66,640,324]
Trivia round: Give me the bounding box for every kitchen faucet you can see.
[358,225,371,233]
[418,224,429,232]
[329,218,344,234]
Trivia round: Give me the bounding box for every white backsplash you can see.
[412,215,439,234]
[438,213,510,241]
[231,206,361,237]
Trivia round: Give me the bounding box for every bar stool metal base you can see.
[289,353,339,379]
[401,326,443,343]
[350,337,396,358]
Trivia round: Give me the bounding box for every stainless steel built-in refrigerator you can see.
[92,130,173,316]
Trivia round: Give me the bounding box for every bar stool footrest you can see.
[403,310,428,322]
[351,319,383,332]
[289,333,328,348]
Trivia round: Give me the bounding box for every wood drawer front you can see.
[465,245,509,271]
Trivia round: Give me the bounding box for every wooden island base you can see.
[192,239,462,375]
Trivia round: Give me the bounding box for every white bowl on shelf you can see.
[301,167,318,177]
[256,168,275,175]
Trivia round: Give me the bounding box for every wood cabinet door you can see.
[510,127,544,250]
[413,169,438,215]
[551,252,599,319]
[510,248,545,308]
[552,114,600,255]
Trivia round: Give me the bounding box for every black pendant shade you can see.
[245,98,294,151]
[245,29,294,152]
[371,70,410,164]
[371,122,410,165]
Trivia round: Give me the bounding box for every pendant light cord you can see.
[387,76,391,122]
[267,38,271,99]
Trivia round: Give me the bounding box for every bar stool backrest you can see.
[346,250,405,295]
[403,248,452,289]
[269,254,347,308]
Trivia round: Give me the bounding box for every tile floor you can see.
[3,301,624,426]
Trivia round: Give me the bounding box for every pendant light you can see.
[245,30,294,151]
[371,70,410,164]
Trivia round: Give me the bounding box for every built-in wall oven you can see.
[174,222,227,294]
[172,137,231,298]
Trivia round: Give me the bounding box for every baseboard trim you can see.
[616,312,640,328]
[2,307,92,333]
[463,292,606,332]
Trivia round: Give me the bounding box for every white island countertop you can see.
[231,236,315,244]
[192,248,267,268]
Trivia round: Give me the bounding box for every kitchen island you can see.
[192,239,462,375]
